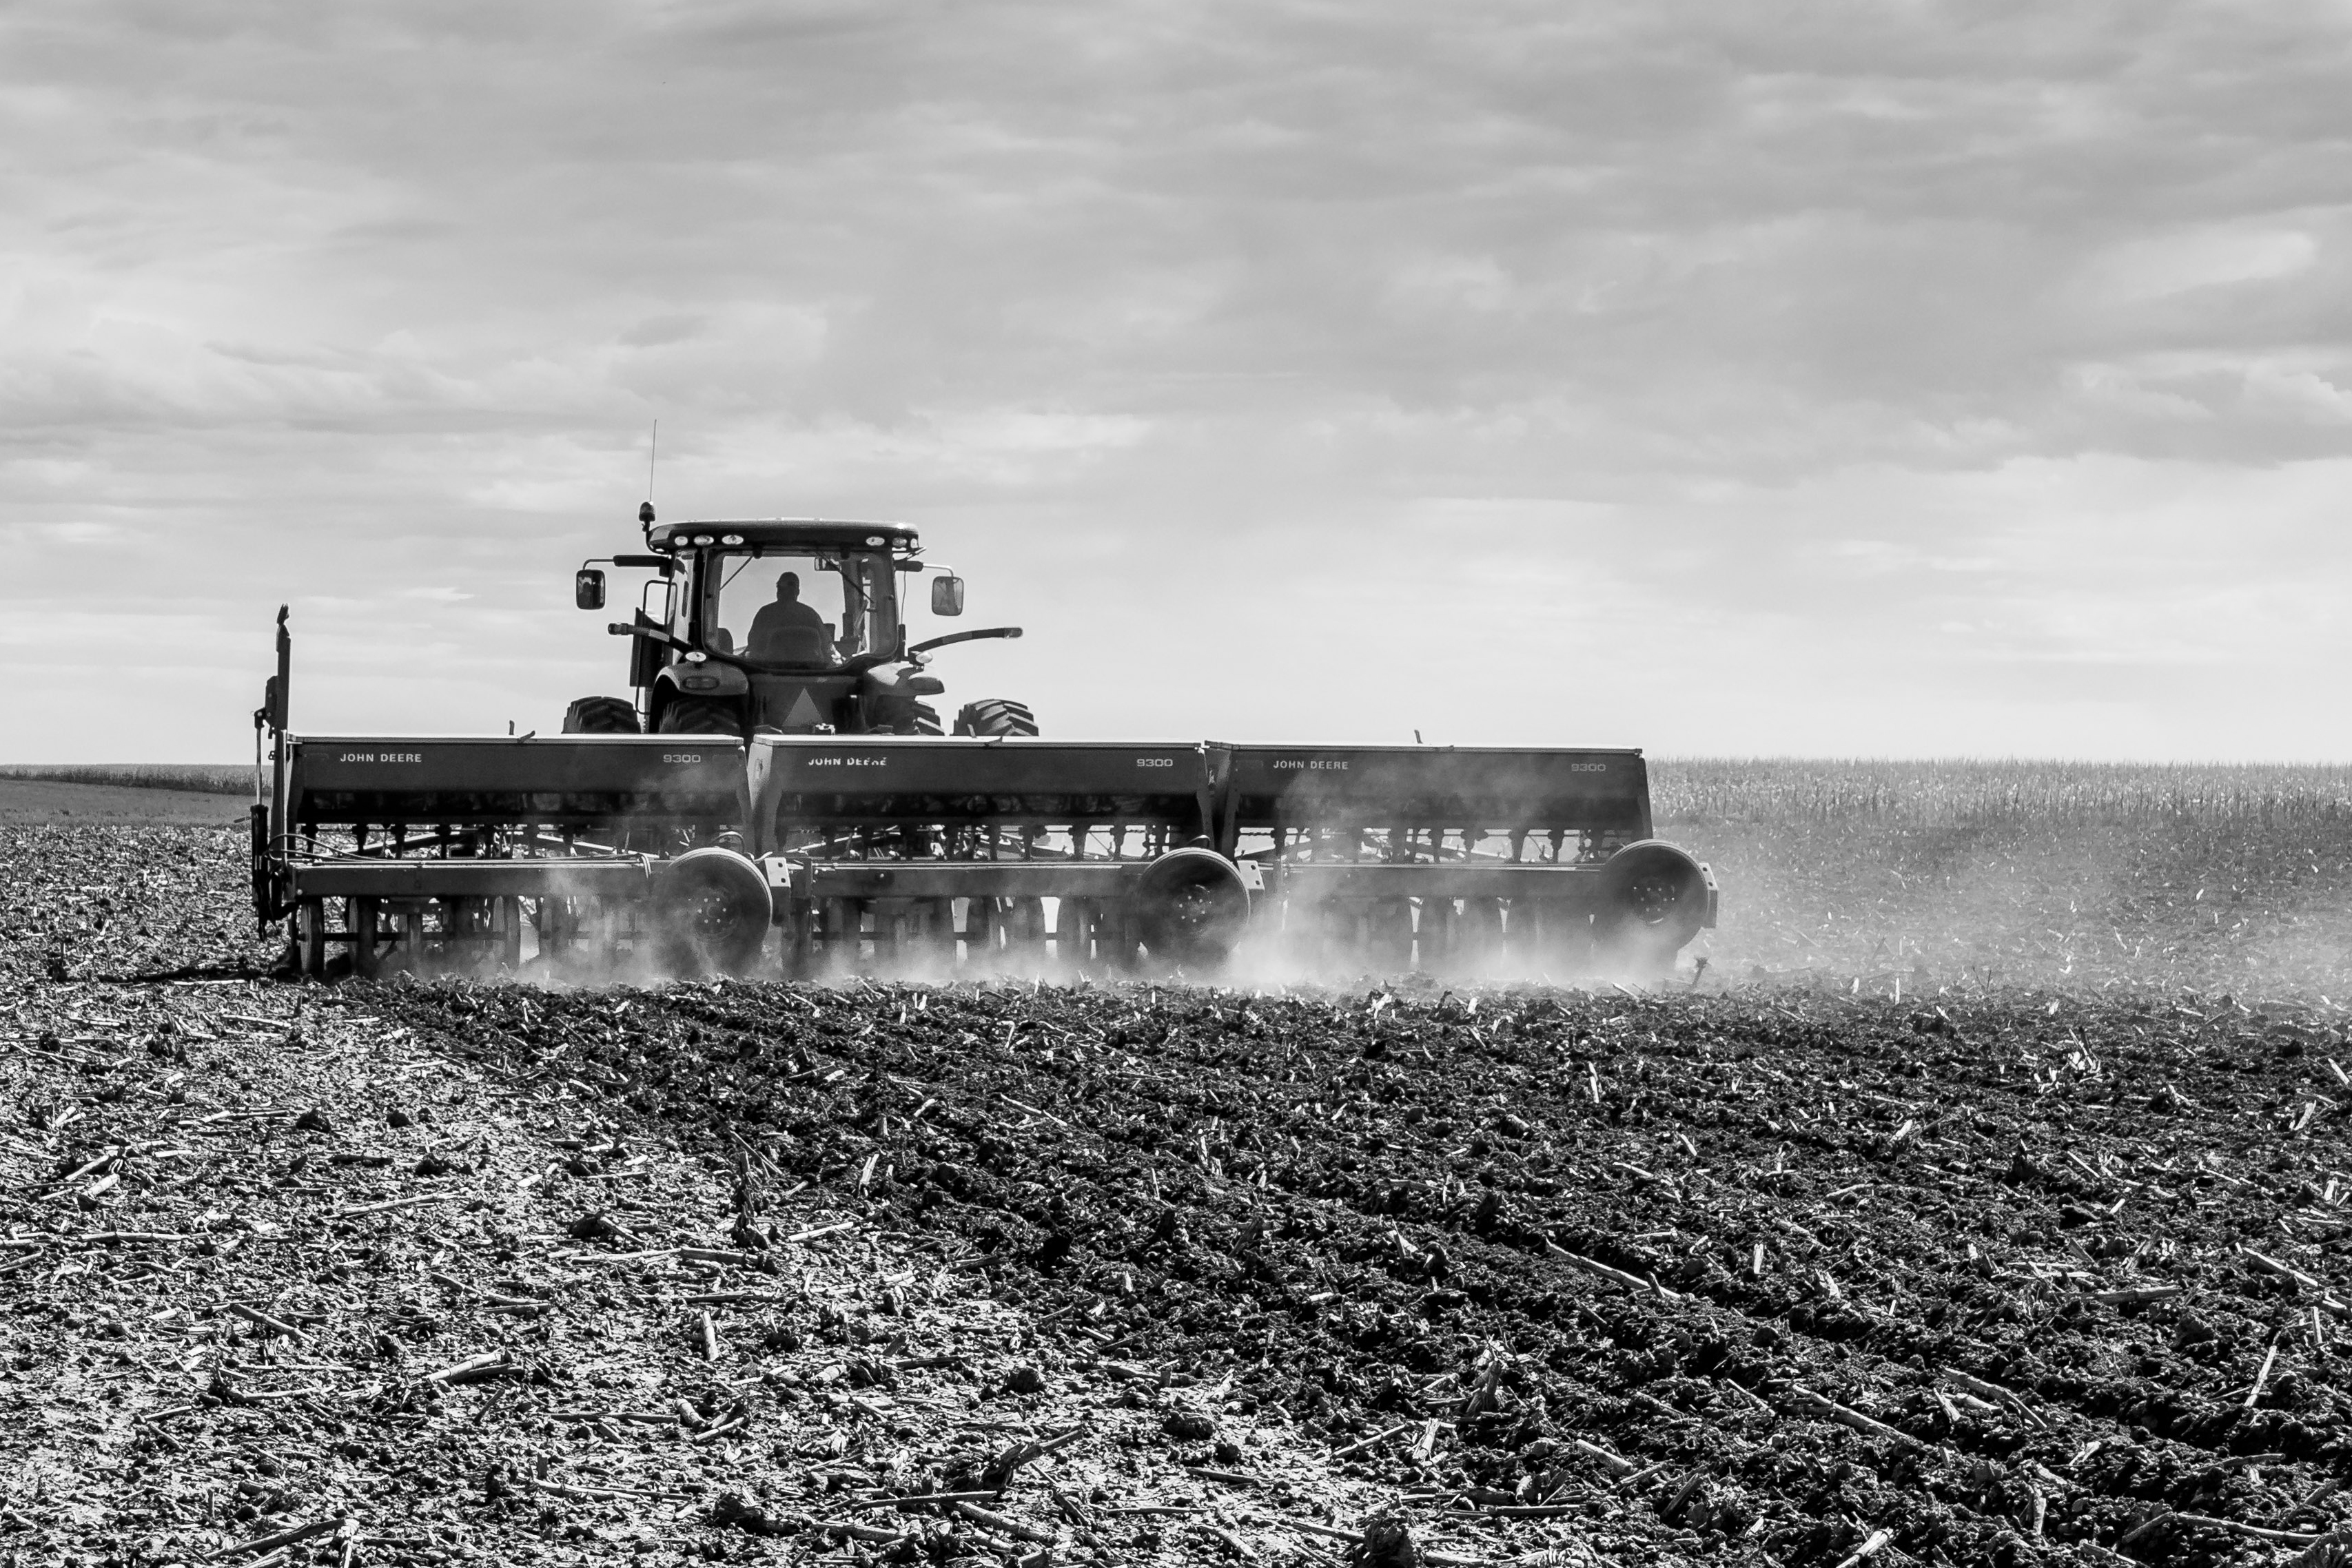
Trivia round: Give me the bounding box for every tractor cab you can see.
[569,514,1003,739]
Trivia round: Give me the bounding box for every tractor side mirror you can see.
[930,574,965,617]
[575,568,606,610]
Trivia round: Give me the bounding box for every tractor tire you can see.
[1592,839,1715,978]
[1132,847,1251,970]
[562,696,640,734]
[892,701,945,736]
[652,847,772,975]
[954,698,1039,738]
[657,697,744,736]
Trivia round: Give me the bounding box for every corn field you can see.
[0,763,251,795]
[1653,759,2352,829]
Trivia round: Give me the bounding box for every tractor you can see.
[250,504,1718,981]
[564,504,1036,742]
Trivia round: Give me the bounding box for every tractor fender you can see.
[1128,847,1253,967]
[654,658,750,701]
[861,663,947,700]
[1595,838,1716,945]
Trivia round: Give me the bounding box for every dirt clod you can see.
[1350,1513,1418,1567]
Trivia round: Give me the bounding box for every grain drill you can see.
[252,508,1716,978]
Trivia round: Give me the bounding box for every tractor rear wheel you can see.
[562,696,639,734]
[954,698,1039,737]
[657,697,744,736]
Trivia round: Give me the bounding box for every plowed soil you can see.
[7,823,2352,1568]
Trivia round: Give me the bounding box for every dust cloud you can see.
[1671,815,2352,1001]
[336,792,2352,1001]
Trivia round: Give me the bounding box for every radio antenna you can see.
[645,420,659,503]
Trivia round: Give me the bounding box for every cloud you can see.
[1,0,2348,758]
[2089,226,2320,302]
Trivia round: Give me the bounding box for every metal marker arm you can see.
[907,626,1024,657]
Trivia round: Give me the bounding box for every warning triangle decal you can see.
[783,688,824,728]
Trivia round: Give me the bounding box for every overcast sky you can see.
[5,1,2349,761]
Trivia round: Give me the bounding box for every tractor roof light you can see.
[684,650,708,663]
[721,533,744,546]
[864,535,885,546]
[691,534,715,546]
